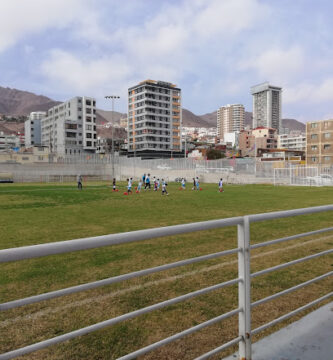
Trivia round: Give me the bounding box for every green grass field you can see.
[0,182,332,359]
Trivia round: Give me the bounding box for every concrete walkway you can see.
[224,302,333,360]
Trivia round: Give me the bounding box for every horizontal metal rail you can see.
[252,271,333,308]
[0,247,240,311]
[1,204,332,360]
[248,204,333,223]
[1,204,332,263]
[250,226,333,250]
[0,278,240,360]
[251,249,333,278]
[194,336,242,360]
[0,216,244,263]
[117,309,241,360]
[252,292,333,336]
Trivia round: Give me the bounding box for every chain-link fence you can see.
[1,155,332,185]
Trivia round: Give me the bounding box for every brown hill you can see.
[0,86,60,116]
[0,86,305,135]
[182,108,210,127]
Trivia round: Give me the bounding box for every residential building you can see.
[238,130,255,157]
[251,82,282,133]
[278,134,306,151]
[217,104,244,140]
[119,117,128,128]
[306,119,333,169]
[127,80,182,158]
[238,127,277,157]
[0,132,20,152]
[25,111,46,147]
[224,132,239,148]
[41,97,97,155]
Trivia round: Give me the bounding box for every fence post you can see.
[237,216,252,359]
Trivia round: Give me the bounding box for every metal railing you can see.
[0,205,332,360]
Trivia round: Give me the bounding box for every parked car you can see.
[306,174,333,186]
[157,164,171,170]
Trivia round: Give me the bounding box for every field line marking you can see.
[1,234,332,327]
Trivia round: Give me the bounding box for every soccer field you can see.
[0,182,332,359]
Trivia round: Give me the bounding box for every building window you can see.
[324,144,331,150]
[311,156,316,162]
[86,133,92,138]
[324,133,331,139]
[311,134,318,140]
[86,116,91,122]
[324,156,331,161]
[311,145,317,150]
[310,123,318,128]
[86,141,92,146]
[86,125,92,130]
[86,100,91,106]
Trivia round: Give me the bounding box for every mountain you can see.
[182,108,210,127]
[0,85,305,135]
[0,86,60,116]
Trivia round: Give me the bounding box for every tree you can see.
[206,149,225,160]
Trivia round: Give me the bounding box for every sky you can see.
[1,0,333,122]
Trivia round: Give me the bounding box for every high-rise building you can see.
[128,80,182,158]
[25,112,46,147]
[217,104,244,140]
[306,119,333,169]
[41,96,97,155]
[251,82,282,133]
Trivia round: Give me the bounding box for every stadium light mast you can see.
[105,95,120,177]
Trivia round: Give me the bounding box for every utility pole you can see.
[105,95,120,178]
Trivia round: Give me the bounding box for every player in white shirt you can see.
[161,179,169,195]
[219,178,224,192]
[181,178,186,190]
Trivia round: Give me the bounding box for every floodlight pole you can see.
[105,95,120,178]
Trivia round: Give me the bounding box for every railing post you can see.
[238,216,252,360]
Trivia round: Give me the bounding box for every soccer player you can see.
[192,177,196,190]
[157,178,160,191]
[137,179,142,192]
[77,174,82,190]
[161,178,168,195]
[112,178,116,191]
[196,177,200,190]
[145,173,151,190]
[127,178,133,194]
[181,177,186,190]
[153,177,158,191]
[219,178,224,192]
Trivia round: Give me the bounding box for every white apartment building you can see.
[41,97,97,155]
[251,82,282,133]
[128,80,182,158]
[278,134,306,151]
[25,112,46,147]
[217,104,244,141]
[0,131,20,151]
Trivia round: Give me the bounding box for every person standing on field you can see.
[181,177,186,190]
[161,179,168,195]
[77,174,82,190]
[219,178,224,192]
[112,178,116,191]
[145,173,151,190]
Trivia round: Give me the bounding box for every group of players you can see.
[110,174,224,195]
[77,174,224,194]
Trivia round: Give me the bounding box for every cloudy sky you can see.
[0,0,333,122]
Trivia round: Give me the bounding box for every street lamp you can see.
[105,95,120,177]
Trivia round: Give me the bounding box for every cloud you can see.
[0,0,106,53]
[41,49,132,95]
[285,78,333,104]
[239,46,306,84]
